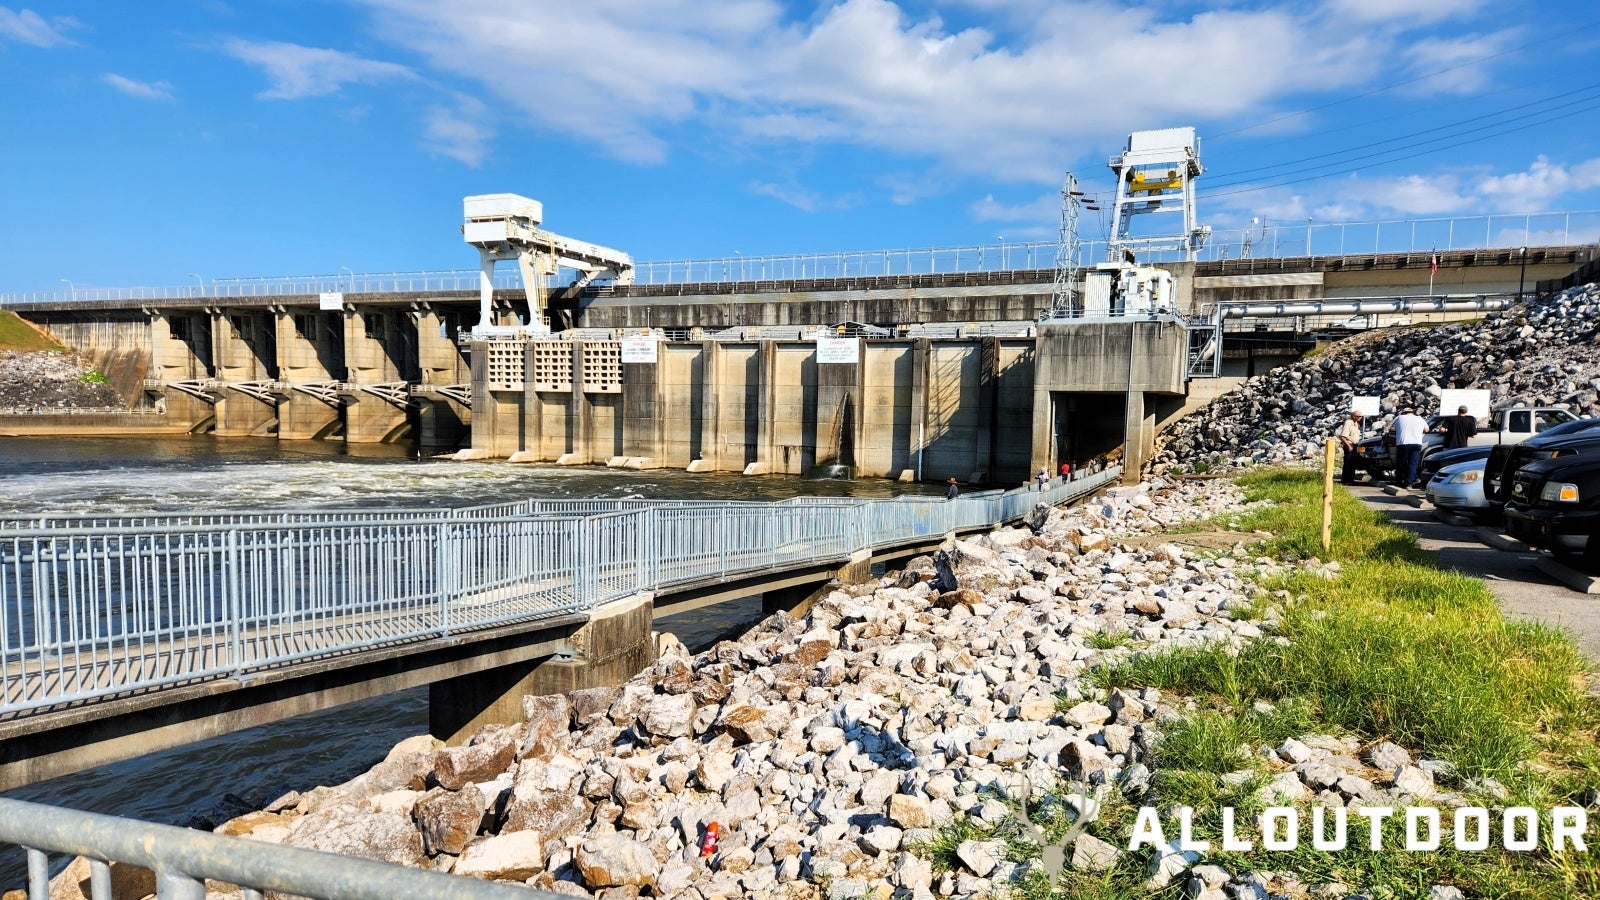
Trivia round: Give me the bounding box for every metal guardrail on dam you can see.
[5,209,1596,305]
[0,468,1119,716]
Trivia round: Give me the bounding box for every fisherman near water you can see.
[1337,409,1365,485]
[945,477,959,500]
[1390,407,1428,489]
[1435,404,1478,450]
[1036,468,1050,491]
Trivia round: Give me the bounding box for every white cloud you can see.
[969,192,1058,223]
[102,73,175,101]
[1476,156,1600,210]
[1323,0,1487,26]
[422,96,493,166]
[221,39,416,99]
[352,0,1377,178]
[1396,29,1519,95]
[747,181,858,213]
[878,171,948,206]
[0,6,77,47]
[1208,155,1600,227]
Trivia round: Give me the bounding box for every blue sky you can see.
[4,0,1600,294]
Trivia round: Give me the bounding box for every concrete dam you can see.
[2,243,1592,486]
[461,320,1189,487]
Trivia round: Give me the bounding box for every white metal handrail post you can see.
[770,507,778,569]
[437,521,452,636]
[719,507,729,577]
[227,530,243,675]
[31,536,52,652]
[578,518,594,610]
[635,509,649,596]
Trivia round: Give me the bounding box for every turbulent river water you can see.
[0,435,941,885]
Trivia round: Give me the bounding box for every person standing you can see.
[945,477,959,500]
[1036,468,1050,491]
[1336,409,1365,485]
[1435,405,1478,450]
[1060,461,1072,481]
[1390,407,1428,488]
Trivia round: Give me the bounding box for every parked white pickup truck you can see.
[1420,406,1576,455]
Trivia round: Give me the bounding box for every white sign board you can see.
[816,337,859,364]
[318,292,344,311]
[1351,396,1382,417]
[1437,389,1491,420]
[620,338,658,364]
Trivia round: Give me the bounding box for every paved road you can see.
[1349,483,1600,677]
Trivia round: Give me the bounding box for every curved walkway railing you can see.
[0,469,1119,715]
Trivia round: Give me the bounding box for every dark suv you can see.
[1484,420,1600,513]
[1502,454,1600,568]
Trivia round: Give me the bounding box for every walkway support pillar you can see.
[761,549,873,618]
[428,592,656,745]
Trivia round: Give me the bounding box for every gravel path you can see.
[1349,483,1600,681]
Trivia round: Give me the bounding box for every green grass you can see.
[929,469,1600,899]
[1154,700,1318,775]
[0,311,63,351]
[78,370,107,384]
[1095,470,1596,783]
[1085,629,1131,651]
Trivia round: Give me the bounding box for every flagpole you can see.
[1428,249,1437,297]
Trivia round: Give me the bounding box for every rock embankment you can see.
[0,350,123,410]
[1156,282,1600,469]
[174,478,1353,899]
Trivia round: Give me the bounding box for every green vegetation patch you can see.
[1098,469,1595,782]
[0,311,63,352]
[966,470,1600,898]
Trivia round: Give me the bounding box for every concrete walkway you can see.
[1348,483,1600,679]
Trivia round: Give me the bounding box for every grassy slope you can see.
[926,471,1600,899]
[0,311,64,351]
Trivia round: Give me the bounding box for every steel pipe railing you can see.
[0,468,1119,714]
[0,797,568,900]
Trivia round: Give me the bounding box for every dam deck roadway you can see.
[0,469,1118,790]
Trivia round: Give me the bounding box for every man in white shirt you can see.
[1389,407,1428,488]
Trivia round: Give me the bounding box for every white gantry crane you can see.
[462,194,634,336]
[1056,128,1208,319]
[1104,127,1208,263]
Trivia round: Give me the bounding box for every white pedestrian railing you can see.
[0,468,1120,715]
[5,210,1595,305]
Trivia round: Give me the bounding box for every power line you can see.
[1203,81,1600,184]
[1200,89,1600,192]
[1196,100,1600,201]
[1208,19,1600,141]
[1218,69,1580,156]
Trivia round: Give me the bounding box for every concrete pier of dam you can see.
[460,319,1191,487]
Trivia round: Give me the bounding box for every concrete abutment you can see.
[428,593,656,745]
